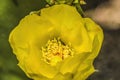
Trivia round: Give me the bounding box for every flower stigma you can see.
[42,38,74,66]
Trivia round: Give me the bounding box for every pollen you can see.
[42,38,74,66]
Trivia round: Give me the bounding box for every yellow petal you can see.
[9,14,59,79]
[59,52,89,74]
[41,4,92,53]
[84,18,104,57]
[72,18,104,80]
[9,4,104,80]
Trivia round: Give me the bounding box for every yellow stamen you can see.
[42,38,74,66]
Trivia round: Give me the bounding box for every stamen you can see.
[42,38,74,66]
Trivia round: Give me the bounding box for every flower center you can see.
[42,38,74,66]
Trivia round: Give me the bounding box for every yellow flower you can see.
[9,4,103,80]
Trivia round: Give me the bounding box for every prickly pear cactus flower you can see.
[9,4,103,80]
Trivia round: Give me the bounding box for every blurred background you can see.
[0,0,120,80]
